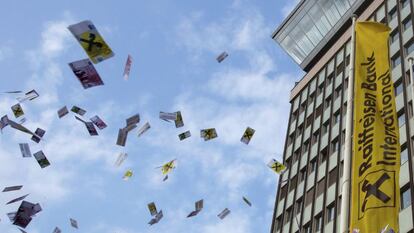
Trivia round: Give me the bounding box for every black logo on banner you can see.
[358,170,396,219]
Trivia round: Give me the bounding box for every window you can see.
[322,121,329,135]
[315,105,323,118]
[299,168,307,183]
[325,96,331,109]
[300,102,306,113]
[334,87,341,100]
[405,40,414,55]
[295,198,303,214]
[315,214,323,232]
[305,188,314,207]
[390,30,399,43]
[298,124,304,136]
[318,84,324,96]
[401,186,411,210]
[377,4,386,22]
[309,93,315,104]
[310,159,317,173]
[292,111,298,121]
[401,0,409,8]
[327,74,333,85]
[401,145,408,164]
[336,61,344,74]
[388,7,397,21]
[316,178,325,197]
[285,158,292,169]
[328,167,338,187]
[303,224,311,233]
[293,150,300,163]
[320,148,328,163]
[276,216,282,230]
[306,115,313,128]
[327,204,335,223]
[313,130,320,145]
[303,140,309,153]
[332,139,339,153]
[392,55,401,68]
[285,207,293,224]
[290,175,298,192]
[280,185,288,200]
[333,111,340,125]
[398,112,406,127]
[403,18,412,31]
[288,134,294,145]
[394,81,403,96]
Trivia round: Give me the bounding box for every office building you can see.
[270,0,414,232]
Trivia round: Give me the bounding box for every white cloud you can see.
[175,7,271,63]
[0,14,119,206]
[207,54,289,102]
[133,6,298,233]
[0,17,77,204]
[41,20,72,58]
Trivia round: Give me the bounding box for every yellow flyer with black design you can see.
[351,21,400,233]
[68,20,114,64]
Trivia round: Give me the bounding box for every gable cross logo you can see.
[361,173,391,212]
[80,33,103,52]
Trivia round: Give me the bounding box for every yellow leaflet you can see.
[161,160,176,175]
[267,159,286,174]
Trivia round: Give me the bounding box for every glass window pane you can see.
[391,30,399,43]
[333,0,348,16]
[299,14,323,46]
[405,40,414,55]
[403,18,412,31]
[401,188,411,209]
[281,35,305,64]
[376,4,385,22]
[327,59,335,75]
[345,41,351,56]
[398,113,405,127]
[320,0,341,26]
[336,48,344,64]
[401,147,408,164]
[392,55,401,68]
[291,26,314,55]
[388,7,397,21]
[309,4,332,35]
[402,0,409,8]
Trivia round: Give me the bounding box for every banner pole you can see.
[340,15,357,233]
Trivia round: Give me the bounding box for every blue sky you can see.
[0,1,304,232]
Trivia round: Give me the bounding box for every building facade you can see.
[270,0,414,232]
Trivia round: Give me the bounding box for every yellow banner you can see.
[351,21,400,233]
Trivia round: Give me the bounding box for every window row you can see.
[277,185,412,233]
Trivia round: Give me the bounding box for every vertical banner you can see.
[351,22,400,232]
